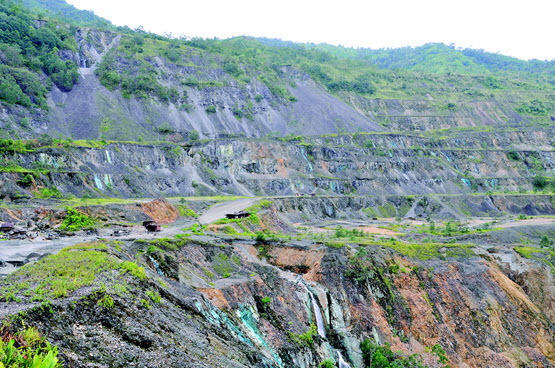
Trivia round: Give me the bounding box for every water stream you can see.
[337,351,351,368]
[299,277,354,367]
[308,290,326,338]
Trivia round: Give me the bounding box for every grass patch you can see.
[213,254,232,278]
[357,239,474,260]
[0,242,146,303]
[182,223,206,235]
[176,204,198,218]
[325,241,346,249]
[515,246,555,272]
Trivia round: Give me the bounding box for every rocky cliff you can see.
[1,232,553,368]
[1,130,553,208]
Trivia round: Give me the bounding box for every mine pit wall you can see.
[0,131,554,200]
[150,237,554,368]
[271,194,555,222]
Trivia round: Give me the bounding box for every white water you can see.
[308,290,326,338]
[337,351,351,368]
[298,276,326,339]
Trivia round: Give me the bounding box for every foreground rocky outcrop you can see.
[1,232,553,368]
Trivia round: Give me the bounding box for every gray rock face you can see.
[1,129,553,203]
[4,28,382,141]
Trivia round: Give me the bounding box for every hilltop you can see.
[0,0,553,140]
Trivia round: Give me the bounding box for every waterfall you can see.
[309,290,326,338]
[337,352,351,368]
[299,277,326,339]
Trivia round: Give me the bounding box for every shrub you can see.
[59,208,95,231]
[157,122,174,134]
[189,130,200,141]
[533,175,550,189]
[288,324,317,347]
[146,290,161,304]
[38,133,53,146]
[16,173,34,187]
[232,106,243,119]
[36,187,63,199]
[0,325,60,368]
[539,235,552,248]
[255,231,267,242]
[205,105,217,114]
[120,261,147,280]
[507,150,520,161]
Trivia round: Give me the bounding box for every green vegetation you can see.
[319,360,334,368]
[0,0,81,108]
[383,239,474,260]
[36,187,63,199]
[213,254,232,278]
[141,237,190,251]
[334,226,371,240]
[212,200,271,236]
[261,296,271,307]
[59,208,95,231]
[0,0,552,143]
[87,26,553,116]
[360,338,440,368]
[176,204,198,218]
[515,246,555,273]
[182,223,206,235]
[533,175,553,190]
[140,298,151,309]
[325,241,346,249]
[539,235,554,249]
[97,292,114,309]
[21,0,112,28]
[0,241,146,303]
[0,324,61,368]
[516,100,550,116]
[288,323,318,348]
[146,290,161,304]
[418,220,498,237]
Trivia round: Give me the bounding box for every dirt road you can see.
[0,198,258,276]
[198,198,258,225]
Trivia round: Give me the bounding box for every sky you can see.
[67,0,554,61]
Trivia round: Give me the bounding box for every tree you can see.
[157,122,174,134]
[189,130,199,141]
[539,235,552,248]
[38,133,53,146]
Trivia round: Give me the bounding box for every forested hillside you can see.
[20,0,112,27]
[0,0,553,140]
